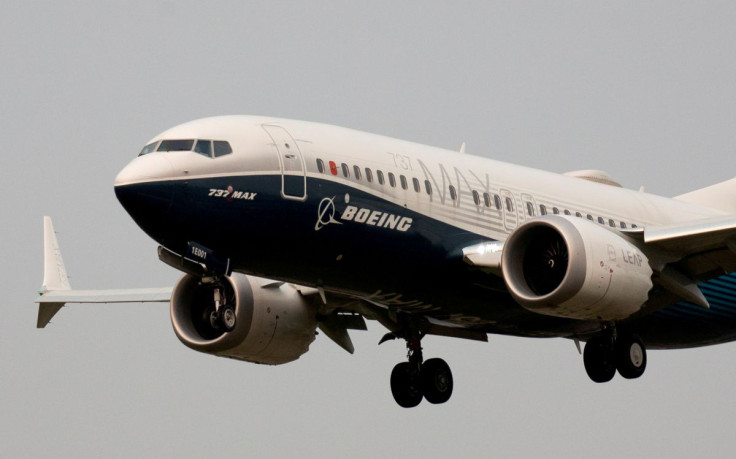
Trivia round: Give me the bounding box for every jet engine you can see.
[501,215,653,321]
[170,273,317,364]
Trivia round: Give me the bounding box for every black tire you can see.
[390,362,422,408]
[420,358,453,404]
[220,306,236,332]
[583,336,616,383]
[616,334,647,379]
[209,310,220,330]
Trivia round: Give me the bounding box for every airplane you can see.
[36,115,736,408]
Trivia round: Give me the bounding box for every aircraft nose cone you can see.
[114,154,176,242]
[114,153,174,186]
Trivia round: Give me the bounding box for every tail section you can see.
[675,177,736,215]
[37,216,71,327]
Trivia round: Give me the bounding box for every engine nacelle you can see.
[501,215,653,321]
[170,273,317,365]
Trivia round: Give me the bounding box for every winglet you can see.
[42,216,71,291]
[38,217,71,327]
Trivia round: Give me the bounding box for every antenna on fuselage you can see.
[459,142,466,154]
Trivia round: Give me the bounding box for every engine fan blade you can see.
[523,235,569,295]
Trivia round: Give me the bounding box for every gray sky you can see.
[3,1,736,457]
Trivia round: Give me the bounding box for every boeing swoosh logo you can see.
[315,196,343,231]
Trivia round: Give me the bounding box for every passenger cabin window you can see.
[526,202,535,216]
[316,159,325,173]
[377,170,385,185]
[587,214,594,221]
[139,142,158,156]
[158,139,194,152]
[413,177,420,192]
[213,141,233,157]
[353,165,362,180]
[365,168,373,182]
[449,185,458,201]
[631,224,638,228]
[424,180,432,195]
[388,173,396,187]
[341,163,350,178]
[194,140,211,157]
[620,222,627,229]
[400,175,408,190]
[564,209,571,216]
[540,204,547,215]
[494,195,502,210]
[505,197,514,212]
[609,219,616,227]
[553,207,560,215]
[483,192,492,208]
[598,217,605,224]
[575,212,582,218]
[472,190,481,206]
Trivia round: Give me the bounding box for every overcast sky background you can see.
[3,1,736,457]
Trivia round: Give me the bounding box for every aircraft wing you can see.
[35,217,172,328]
[35,288,172,328]
[642,215,736,253]
[626,214,736,280]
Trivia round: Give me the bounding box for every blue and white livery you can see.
[36,115,736,407]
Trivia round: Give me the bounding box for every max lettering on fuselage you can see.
[208,187,257,201]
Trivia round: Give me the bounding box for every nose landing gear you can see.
[389,333,453,408]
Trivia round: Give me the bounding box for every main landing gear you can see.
[583,330,647,383]
[388,333,453,408]
[208,284,236,333]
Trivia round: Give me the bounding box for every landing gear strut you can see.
[583,329,646,383]
[389,334,453,408]
[208,285,236,333]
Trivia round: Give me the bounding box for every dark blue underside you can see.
[115,174,736,349]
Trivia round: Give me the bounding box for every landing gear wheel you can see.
[420,358,453,404]
[616,334,646,379]
[583,336,616,383]
[209,310,220,330]
[220,306,236,332]
[390,362,422,408]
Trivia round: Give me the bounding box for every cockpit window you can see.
[213,141,233,157]
[157,139,195,152]
[139,141,159,156]
[141,139,233,158]
[194,140,212,157]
